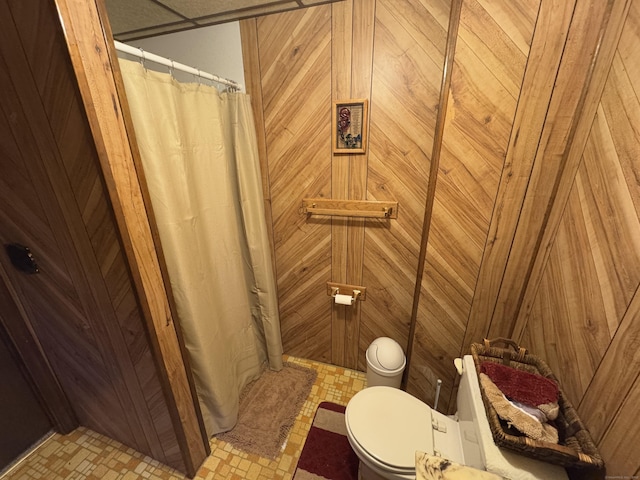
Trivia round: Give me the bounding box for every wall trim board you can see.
[403,0,463,389]
[508,0,632,341]
[330,0,352,367]
[53,0,209,475]
[460,0,576,355]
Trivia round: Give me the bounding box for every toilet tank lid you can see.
[367,337,406,370]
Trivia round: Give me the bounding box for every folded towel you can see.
[480,373,559,444]
[509,399,547,423]
[480,362,558,407]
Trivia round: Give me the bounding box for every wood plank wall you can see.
[408,0,541,407]
[0,0,207,474]
[520,1,640,474]
[360,0,450,372]
[242,0,637,471]
[248,5,335,363]
[241,0,450,366]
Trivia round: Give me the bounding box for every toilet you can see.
[344,355,568,480]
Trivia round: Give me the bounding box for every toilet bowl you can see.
[344,355,569,480]
[345,385,474,480]
[345,387,427,480]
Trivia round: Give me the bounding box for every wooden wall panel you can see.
[360,0,451,372]
[461,0,576,355]
[520,177,634,402]
[242,0,451,367]
[243,3,639,467]
[596,371,640,475]
[407,0,538,409]
[0,264,76,433]
[522,2,640,472]
[257,6,334,362]
[496,0,627,341]
[0,6,131,446]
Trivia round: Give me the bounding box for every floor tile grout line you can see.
[3,356,366,480]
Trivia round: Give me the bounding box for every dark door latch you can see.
[5,243,40,274]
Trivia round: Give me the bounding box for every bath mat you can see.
[293,402,358,480]
[216,362,316,459]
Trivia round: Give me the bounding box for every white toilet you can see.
[344,355,568,480]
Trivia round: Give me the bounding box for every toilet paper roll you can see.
[334,293,354,305]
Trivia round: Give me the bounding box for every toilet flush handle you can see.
[433,379,442,411]
[454,357,464,375]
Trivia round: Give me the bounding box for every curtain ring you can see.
[196,69,202,85]
[169,59,175,78]
[138,47,146,69]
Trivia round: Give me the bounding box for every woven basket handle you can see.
[483,337,527,357]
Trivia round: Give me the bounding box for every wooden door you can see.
[0,327,52,471]
[0,0,204,473]
[0,53,130,444]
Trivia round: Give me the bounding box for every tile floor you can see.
[2,355,366,480]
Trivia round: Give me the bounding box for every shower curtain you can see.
[118,59,283,436]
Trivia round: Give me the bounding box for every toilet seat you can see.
[345,386,434,474]
[346,424,415,476]
[348,435,416,480]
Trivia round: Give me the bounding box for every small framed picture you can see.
[333,99,368,154]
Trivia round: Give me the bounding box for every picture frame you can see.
[332,99,368,154]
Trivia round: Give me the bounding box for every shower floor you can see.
[1,355,366,480]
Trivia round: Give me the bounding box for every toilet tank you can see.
[456,356,486,470]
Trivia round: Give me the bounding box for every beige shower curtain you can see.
[119,59,283,436]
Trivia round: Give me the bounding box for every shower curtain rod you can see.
[114,40,242,91]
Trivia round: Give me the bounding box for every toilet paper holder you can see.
[327,282,366,304]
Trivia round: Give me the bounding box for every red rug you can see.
[293,402,359,480]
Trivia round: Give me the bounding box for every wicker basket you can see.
[470,338,604,470]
